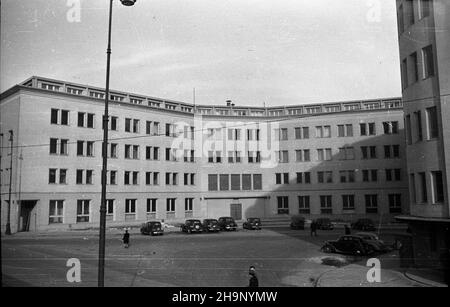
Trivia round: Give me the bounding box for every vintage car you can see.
[217,217,237,231]
[355,232,392,253]
[202,219,220,232]
[140,221,164,236]
[315,218,334,230]
[351,218,377,231]
[321,235,375,256]
[243,218,262,230]
[290,215,305,230]
[181,219,204,234]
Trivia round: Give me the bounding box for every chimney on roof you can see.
[226,99,232,107]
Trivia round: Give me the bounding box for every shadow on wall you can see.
[241,128,408,224]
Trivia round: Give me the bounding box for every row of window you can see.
[409,170,444,204]
[50,109,399,139]
[208,174,262,191]
[274,169,402,185]
[276,194,402,215]
[48,198,194,224]
[404,106,438,145]
[398,0,431,35]
[401,44,435,90]
[48,169,197,186]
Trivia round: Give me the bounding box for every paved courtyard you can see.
[1,227,427,287]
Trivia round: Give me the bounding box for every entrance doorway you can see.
[230,203,242,220]
[19,200,37,232]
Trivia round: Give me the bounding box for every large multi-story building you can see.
[395,0,450,269]
[1,76,408,232]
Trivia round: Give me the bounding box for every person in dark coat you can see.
[123,229,130,248]
[345,224,351,235]
[248,266,259,287]
[310,221,317,237]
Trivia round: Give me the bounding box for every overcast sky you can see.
[1,0,401,106]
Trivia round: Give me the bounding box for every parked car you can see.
[243,218,262,230]
[290,215,305,230]
[315,218,334,230]
[202,219,220,232]
[321,235,375,256]
[355,232,392,253]
[140,221,164,236]
[351,218,376,231]
[218,217,237,231]
[181,219,203,234]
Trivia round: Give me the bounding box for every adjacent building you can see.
[395,0,450,269]
[1,76,408,232]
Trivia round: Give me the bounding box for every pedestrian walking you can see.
[345,224,351,235]
[310,221,317,237]
[248,266,259,287]
[123,229,130,248]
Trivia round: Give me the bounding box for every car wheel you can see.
[321,245,333,253]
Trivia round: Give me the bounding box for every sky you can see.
[0,0,402,107]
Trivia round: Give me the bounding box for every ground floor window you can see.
[166,198,176,219]
[185,198,194,218]
[106,199,114,221]
[147,198,157,219]
[342,195,355,211]
[125,199,137,221]
[320,195,332,214]
[49,200,64,224]
[365,194,378,213]
[76,200,90,223]
[298,196,310,214]
[388,194,402,213]
[277,196,289,214]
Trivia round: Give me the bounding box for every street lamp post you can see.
[5,130,13,235]
[98,0,136,287]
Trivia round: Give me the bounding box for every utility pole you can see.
[5,130,13,235]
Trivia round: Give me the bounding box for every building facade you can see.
[396,0,450,270]
[1,76,408,232]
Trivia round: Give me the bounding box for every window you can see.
[316,126,331,138]
[231,174,240,190]
[415,111,423,142]
[317,148,332,161]
[339,147,355,160]
[276,151,289,163]
[124,171,139,185]
[401,58,408,89]
[410,174,417,203]
[110,143,118,158]
[360,123,375,136]
[77,112,95,128]
[423,45,435,78]
[276,173,289,184]
[405,0,415,28]
[228,151,242,163]
[419,172,427,202]
[242,174,252,190]
[220,174,229,191]
[49,168,57,184]
[431,171,444,203]
[277,196,289,215]
[86,141,94,157]
[228,129,241,141]
[389,194,402,213]
[383,121,399,134]
[426,107,439,139]
[185,198,194,212]
[147,199,157,213]
[109,116,118,131]
[365,195,378,213]
[398,4,404,34]
[406,115,413,145]
[337,124,353,137]
[317,171,333,183]
[363,169,378,182]
[253,174,262,190]
[86,170,93,184]
[125,118,139,133]
[339,170,355,183]
[410,52,418,83]
[76,200,90,223]
[298,196,310,214]
[49,200,64,224]
[51,109,69,125]
[248,151,261,163]
[295,149,310,162]
[361,146,377,159]
[320,196,332,214]
[125,199,137,220]
[384,145,400,158]
[109,170,117,185]
[76,169,83,184]
[208,174,218,191]
[419,0,431,19]
[106,199,115,220]
[386,169,401,181]
[59,169,67,184]
[342,195,355,211]
[166,198,176,212]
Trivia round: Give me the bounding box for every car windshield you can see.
[149,222,161,227]
[224,218,234,222]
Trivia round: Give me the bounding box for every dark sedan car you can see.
[181,219,203,234]
[140,221,164,236]
[321,235,375,256]
[315,218,334,230]
[218,217,237,231]
[351,218,376,231]
[243,218,262,230]
[202,219,220,232]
